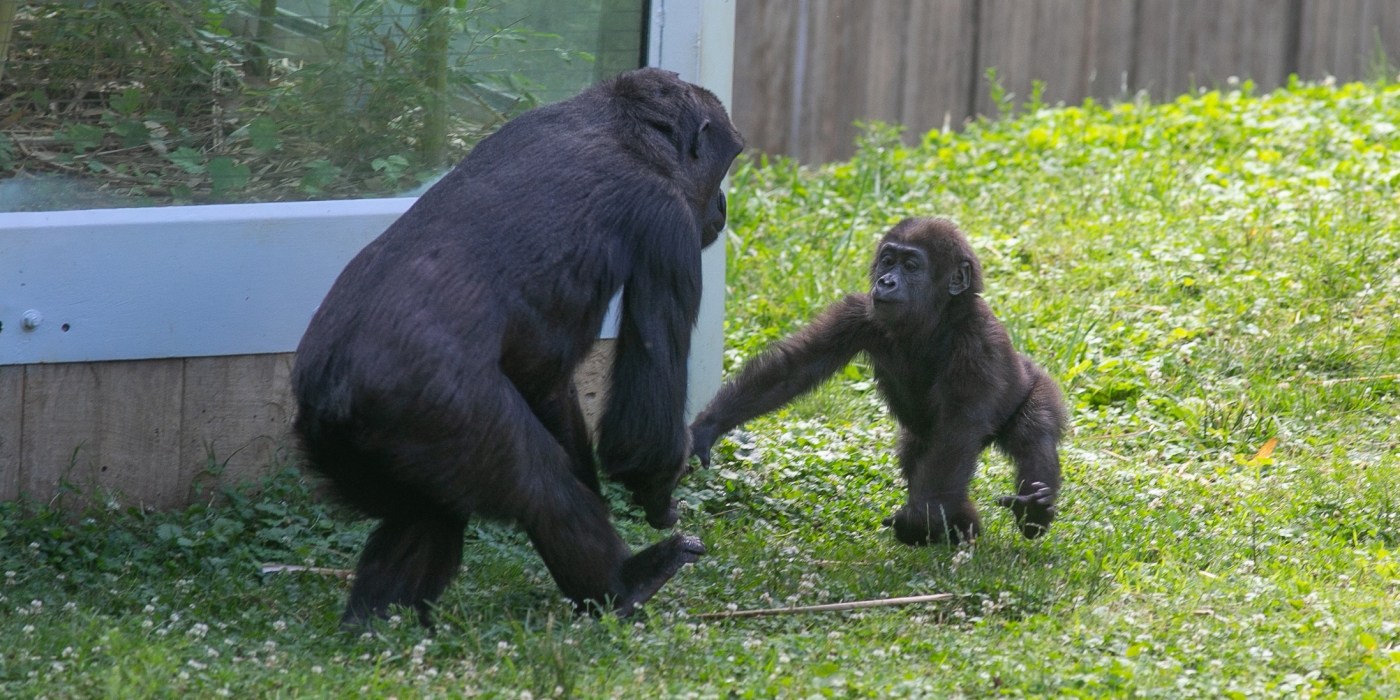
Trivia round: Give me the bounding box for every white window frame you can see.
[0,0,735,412]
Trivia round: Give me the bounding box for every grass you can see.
[4,78,1400,697]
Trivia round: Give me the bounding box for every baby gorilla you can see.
[691,218,1064,545]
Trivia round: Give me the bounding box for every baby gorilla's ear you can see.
[949,261,972,295]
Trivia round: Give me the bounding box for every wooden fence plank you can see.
[900,0,977,139]
[974,0,1035,116]
[20,359,184,509]
[1282,0,1400,82]
[0,365,20,501]
[180,354,295,500]
[1086,0,1137,102]
[804,0,877,163]
[863,0,911,127]
[572,340,616,440]
[731,0,1400,164]
[1033,0,1095,106]
[732,0,797,159]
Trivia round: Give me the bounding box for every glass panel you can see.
[0,0,645,211]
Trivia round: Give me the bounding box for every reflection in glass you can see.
[0,0,645,211]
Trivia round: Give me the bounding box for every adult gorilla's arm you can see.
[689,295,870,467]
[596,199,704,529]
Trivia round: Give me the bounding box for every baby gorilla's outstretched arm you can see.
[689,296,870,466]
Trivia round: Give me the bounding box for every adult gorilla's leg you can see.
[994,371,1065,538]
[529,381,602,495]
[517,468,705,614]
[343,510,466,628]
[883,430,983,546]
[469,373,703,614]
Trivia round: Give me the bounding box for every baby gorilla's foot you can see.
[996,481,1057,539]
[881,500,981,546]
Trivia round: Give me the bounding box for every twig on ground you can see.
[1085,429,1152,441]
[1312,374,1400,386]
[260,563,354,579]
[698,593,954,620]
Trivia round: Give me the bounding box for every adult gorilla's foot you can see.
[614,534,706,616]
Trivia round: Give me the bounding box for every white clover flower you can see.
[312,665,323,674]
[272,620,287,632]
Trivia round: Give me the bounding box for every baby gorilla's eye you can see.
[880,255,895,267]
[903,260,919,271]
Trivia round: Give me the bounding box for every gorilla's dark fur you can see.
[293,68,744,626]
[690,218,1064,546]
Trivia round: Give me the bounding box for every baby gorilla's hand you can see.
[688,420,721,469]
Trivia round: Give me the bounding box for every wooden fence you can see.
[733,0,1400,164]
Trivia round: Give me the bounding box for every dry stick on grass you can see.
[261,563,355,579]
[698,593,954,620]
[1312,374,1400,386]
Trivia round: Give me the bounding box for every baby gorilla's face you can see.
[870,242,934,328]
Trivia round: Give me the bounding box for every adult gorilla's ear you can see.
[949,261,973,296]
[689,119,710,159]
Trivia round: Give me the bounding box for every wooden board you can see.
[0,365,21,501]
[573,340,616,439]
[1086,0,1138,102]
[732,0,799,158]
[20,359,185,509]
[180,353,296,500]
[901,0,978,137]
[732,0,1400,164]
[1299,0,1400,82]
[1134,0,1296,101]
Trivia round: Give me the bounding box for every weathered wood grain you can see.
[0,365,21,501]
[180,353,296,500]
[1299,0,1400,82]
[732,0,798,158]
[1083,0,1138,102]
[572,340,616,440]
[900,0,978,138]
[20,359,185,509]
[731,0,1398,165]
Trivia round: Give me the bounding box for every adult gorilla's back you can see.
[293,68,743,626]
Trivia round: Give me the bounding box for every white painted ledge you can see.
[0,198,625,365]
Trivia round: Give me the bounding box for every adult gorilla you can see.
[293,68,744,627]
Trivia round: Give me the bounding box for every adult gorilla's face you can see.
[700,190,727,248]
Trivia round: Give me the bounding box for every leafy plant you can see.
[0,0,547,205]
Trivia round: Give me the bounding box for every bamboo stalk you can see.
[0,0,18,86]
[242,0,277,78]
[419,0,450,167]
[697,593,954,620]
